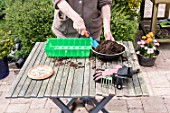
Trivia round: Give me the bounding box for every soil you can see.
[53,58,84,68]
[95,40,125,54]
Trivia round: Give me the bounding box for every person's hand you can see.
[104,30,115,41]
[73,17,86,35]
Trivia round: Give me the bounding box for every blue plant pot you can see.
[0,56,9,79]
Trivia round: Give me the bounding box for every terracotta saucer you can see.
[28,65,54,80]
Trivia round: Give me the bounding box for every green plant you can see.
[136,32,160,58]
[113,0,142,20]
[107,5,138,42]
[5,0,55,58]
[0,29,13,59]
[0,0,6,19]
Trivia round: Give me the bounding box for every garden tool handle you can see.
[132,69,140,74]
[84,31,90,37]
[114,76,123,90]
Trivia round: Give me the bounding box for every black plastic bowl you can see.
[91,42,126,61]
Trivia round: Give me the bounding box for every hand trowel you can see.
[84,31,99,48]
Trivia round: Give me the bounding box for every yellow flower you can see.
[148,32,154,37]
[146,34,151,38]
[142,36,147,40]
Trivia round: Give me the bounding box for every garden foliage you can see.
[5,0,55,58]
[0,0,6,18]
[4,0,141,58]
[113,0,142,20]
[102,4,139,42]
[0,29,13,60]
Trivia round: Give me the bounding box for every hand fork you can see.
[101,75,113,89]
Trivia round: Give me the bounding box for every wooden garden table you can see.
[6,41,149,113]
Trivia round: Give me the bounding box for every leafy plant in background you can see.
[102,5,138,42]
[0,0,6,19]
[112,0,142,20]
[0,29,13,60]
[5,0,55,59]
[0,0,13,19]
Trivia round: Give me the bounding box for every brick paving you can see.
[1,0,170,113]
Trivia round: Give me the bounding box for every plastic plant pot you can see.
[14,37,19,44]
[0,56,9,79]
[16,58,25,68]
[14,43,20,50]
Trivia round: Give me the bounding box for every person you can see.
[51,0,114,41]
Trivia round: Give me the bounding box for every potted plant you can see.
[136,32,160,67]
[0,29,13,79]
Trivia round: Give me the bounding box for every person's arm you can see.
[57,0,86,34]
[101,5,114,41]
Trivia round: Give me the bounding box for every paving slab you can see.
[153,88,170,96]
[0,71,16,85]
[0,97,10,113]
[45,98,59,109]
[27,108,51,113]
[105,99,128,112]
[129,108,145,113]
[5,103,30,113]
[127,98,143,109]
[10,98,32,104]
[141,96,168,113]
[30,98,47,109]
[164,97,170,105]
[50,108,59,113]
[147,71,170,88]
[0,91,2,96]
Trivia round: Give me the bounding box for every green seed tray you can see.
[44,38,91,58]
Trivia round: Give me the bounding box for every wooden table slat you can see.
[64,59,76,97]
[30,51,47,97]
[12,42,43,97]
[89,57,96,97]
[51,59,66,97]
[100,61,110,96]
[137,72,149,96]
[57,59,71,97]
[95,58,103,96]
[18,43,46,97]
[123,41,129,96]
[113,61,123,97]
[127,42,143,96]
[126,42,149,96]
[71,58,85,97]
[44,58,60,97]
[82,58,90,96]
[106,61,115,96]
[37,58,53,97]
[24,44,46,97]
[122,41,136,97]
[6,42,41,98]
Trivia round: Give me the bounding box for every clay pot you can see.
[0,56,9,79]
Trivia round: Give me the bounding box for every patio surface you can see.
[1,0,170,113]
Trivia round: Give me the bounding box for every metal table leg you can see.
[90,96,113,113]
[66,98,77,107]
[90,98,109,113]
[51,98,74,113]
